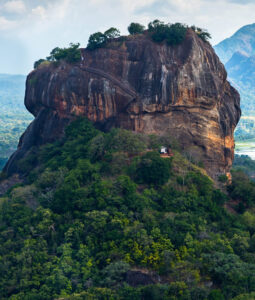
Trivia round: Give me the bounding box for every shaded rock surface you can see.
[4,30,241,179]
[125,269,158,286]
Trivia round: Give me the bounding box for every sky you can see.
[0,0,254,74]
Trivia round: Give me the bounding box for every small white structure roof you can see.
[160,146,167,154]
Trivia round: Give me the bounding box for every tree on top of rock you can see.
[87,27,121,50]
[128,23,145,35]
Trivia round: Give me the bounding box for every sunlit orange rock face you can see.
[5,29,241,178]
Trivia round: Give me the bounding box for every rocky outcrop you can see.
[4,29,241,178]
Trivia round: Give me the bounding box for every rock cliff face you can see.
[4,29,241,178]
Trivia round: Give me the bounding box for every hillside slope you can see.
[0,118,255,299]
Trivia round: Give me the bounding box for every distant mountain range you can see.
[214,23,255,139]
[0,74,32,170]
[215,23,255,64]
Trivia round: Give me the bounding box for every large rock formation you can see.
[4,29,241,178]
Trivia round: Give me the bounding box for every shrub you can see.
[46,43,81,63]
[148,20,168,42]
[87,32,104,50]
[148,19,164,32]
[135,151,171,185]
[208,289,224,300]
[228,170,255,207]
[148,20,187,45]
[100,261,130,287]
[165,23,187,45]
[218,174,228,183]
[17,149,38,174]
[33,43,81,69]
[104,27,120,39]
[191,26,211,42]
[87,27,121,50]
[65,117,99,140]
[232,292,255,300]
[185,171,213,196]
[128,23,145,35]
[34,59,46,69]
[104,129,146,155]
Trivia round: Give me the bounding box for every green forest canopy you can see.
[0,118,255,299]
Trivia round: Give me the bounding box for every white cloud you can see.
[3,0,26,14]
[171,0,202,12]
[133,0,255,44]
[0,16,16,30]
[31,6,46,20]
[0,0,255,74]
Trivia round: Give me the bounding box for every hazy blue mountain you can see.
[225,52,255,88]
[0,74,32,170]
[225,52,255,113]
[214,24,255,139]
[214,23,255,64]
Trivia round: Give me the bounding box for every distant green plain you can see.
[236,139,255,150]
